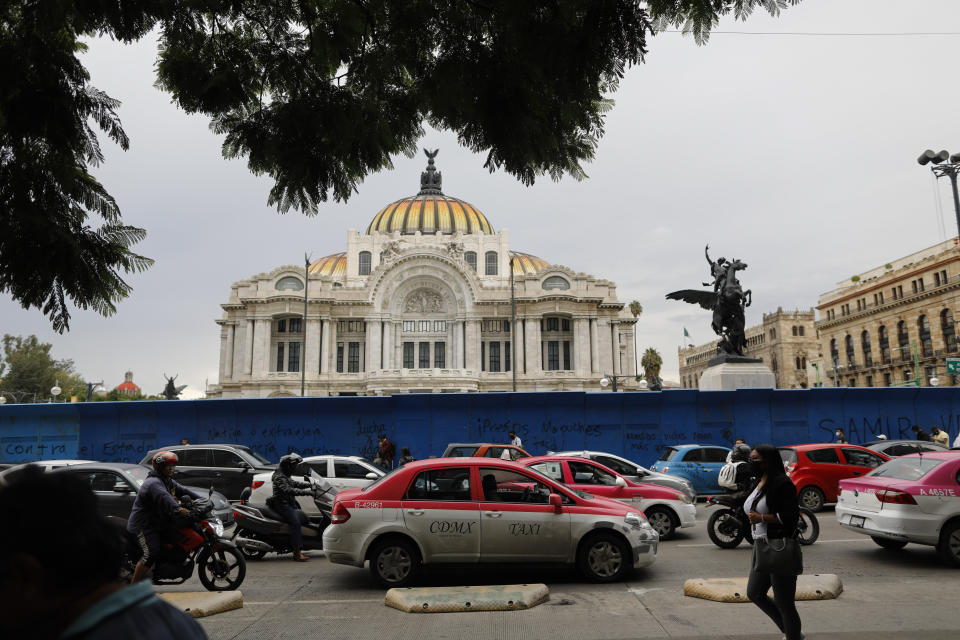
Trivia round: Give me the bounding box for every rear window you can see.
[805,447,839,464]
[235,446,272,465]
[447,447,479,457]
[658,448,679,462]
[703,448,729,463]
[869,457,945,481]
[779,448,798,464]
[682,449,704,462]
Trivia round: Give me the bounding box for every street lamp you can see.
[600,373,634,392]
[929,376,940,386]
[918,149,960,239]
[50,381,62,403]
[831,354,843,387]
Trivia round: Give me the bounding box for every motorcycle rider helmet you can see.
[152,450,179,471]
[279,452,304,474]
[731,443,751,463]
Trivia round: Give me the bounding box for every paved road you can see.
[162,505,957,639]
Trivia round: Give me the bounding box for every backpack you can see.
[718,461,742,489]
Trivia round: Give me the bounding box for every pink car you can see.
[836,452,960,567]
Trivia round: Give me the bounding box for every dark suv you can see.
[140,444,275,501]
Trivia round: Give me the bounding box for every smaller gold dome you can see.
[511,251,549,275]
[308,252,346,276]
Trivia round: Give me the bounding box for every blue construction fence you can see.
[2,388,959,467]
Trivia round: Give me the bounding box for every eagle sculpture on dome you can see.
[420,148,442,194]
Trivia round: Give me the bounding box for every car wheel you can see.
[936,521,960,567]
[798,486,825,512]
[369,538,421,587]
[871,536,907,551]
[577,532,632,582]
[645,507,676,540]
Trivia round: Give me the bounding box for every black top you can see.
[748,474,799,539]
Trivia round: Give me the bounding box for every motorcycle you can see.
[231,470,334,560]
[705,492,820,549]
[122,493,246,591]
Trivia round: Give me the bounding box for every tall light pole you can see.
[918,149,960,238]
[510,256,517,392]
[301,253,310,397]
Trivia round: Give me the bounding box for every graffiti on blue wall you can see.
[1,388,958,466]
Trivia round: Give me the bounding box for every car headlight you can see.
[676,492,692,504]
[625,512,648,528]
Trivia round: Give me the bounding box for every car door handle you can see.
[485,512,502,518]
[407,509,424,516]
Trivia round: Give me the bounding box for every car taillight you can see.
[331,502,351,524]
[875,489,916,505]
[251,480,264,490]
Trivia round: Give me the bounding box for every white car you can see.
[248,455,384,515]
[836,452,960,566]
[323,457,658,587]
[551,450,696,499]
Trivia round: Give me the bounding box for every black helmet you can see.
[731,443,751,462]
[279,453,303,473]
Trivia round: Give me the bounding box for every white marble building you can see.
[209,153,636,397]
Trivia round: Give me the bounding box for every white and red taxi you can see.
[521,456,696,540]
[322,458,659,586]
[836,452,960,567]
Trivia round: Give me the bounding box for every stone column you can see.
[367,320,382,371]
[598,320,613,376]
[612,323,622,376]
[244,319,255,375]
[513,317,525,374]
[394,322,402,368]
[319,319,329,373]
[327,319,338,373]
[231,321,245,378]
[465,320,481,371]
[590,318,600,373]
[525,317,541,375]
[382,320,393,368]
[252,318,272,377]
[223,324,235,379]
[305,317,321,378]
[575,318,590,377]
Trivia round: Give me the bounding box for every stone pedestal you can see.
[699,361,775,391]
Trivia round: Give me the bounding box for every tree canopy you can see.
[1,1,801,332]
[0,334,84,402]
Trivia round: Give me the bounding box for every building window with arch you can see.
[358,251,372,275]
[897,320,910,361]
[275,276,303,291]
[918,315,933,357]
[464,251,477,271]
[798,325,804,336]
[941,309,957,353]
[542,276,570,290]
[485,251,498,275]
[795,356,806,370]
[829,338,838,365]
[792,326,798,336]
[878,325,891,364]
[845,334,856,367]
[861,330,872,367]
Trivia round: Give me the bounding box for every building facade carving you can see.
[209,154,636,397]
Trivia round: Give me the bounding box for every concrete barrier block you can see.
[683,574,843,603]
[385,584,549,613]
[158,590,244,618]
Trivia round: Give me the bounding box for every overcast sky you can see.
[4,1,960,396]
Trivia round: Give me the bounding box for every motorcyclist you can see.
[127,451,202,583]
[269,453,315,562]
[730,443,755,494]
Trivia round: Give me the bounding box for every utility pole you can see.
[301,253,310,397]
[510,256,517,392]
[918,149,960,238]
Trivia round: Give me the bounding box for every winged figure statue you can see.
[666,246,753,358]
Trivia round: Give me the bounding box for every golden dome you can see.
[511,251,549,275]
[308,252,346,276]
[366,149,494,236]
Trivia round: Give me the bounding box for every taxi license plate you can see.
[849,515,865,528]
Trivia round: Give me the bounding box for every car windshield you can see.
[362,466,402,492]
[657,448,678,462]
[868,457,945,481]
[123,466,148,485]
[236,447,272,465]
[779,448,798,464]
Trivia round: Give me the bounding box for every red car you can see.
[521,456,697,539]
[779,444,890,512]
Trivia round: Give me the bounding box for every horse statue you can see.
[666,246,753,358]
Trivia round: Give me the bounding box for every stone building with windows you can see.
[815,238,960,387]
[678,308,818,389]
[208,153,637,397]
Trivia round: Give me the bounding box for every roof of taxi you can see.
[897,451,960,460]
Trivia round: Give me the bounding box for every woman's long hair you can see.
[753,444,786,479]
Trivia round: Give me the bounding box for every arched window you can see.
[918,315,933,357]
[485,251,498,275]
[878,325,891,363]
[792,326,798,336]
[795,357,801,370]
[464,251,477,271]
[845,334,856,367]
[861,330,872,367]
[275,276,303,291]
[358,251,372,275]
[542,276,570,290]
[941,309,957,353]
[897,320,910,361]
[798,326,805,336]
[830,338,839,365]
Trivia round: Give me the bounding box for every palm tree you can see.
[641,347,663,389]
[629,301,642,376]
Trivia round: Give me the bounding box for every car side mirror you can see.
[112,483,132,493]
[574,472,593,483]
[549,493,563,513]
[365,472,379,480]
[615,476,627,488]
[238,461,251,471]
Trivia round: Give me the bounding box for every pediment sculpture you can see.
[404,288,444,313]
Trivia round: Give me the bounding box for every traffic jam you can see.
[1,437,958,593]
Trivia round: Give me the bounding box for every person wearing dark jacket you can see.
[745,444,803,640]
[397,447,416,466]
[270,453,314,562]
[912,425,931,441]
[127,451,202,584]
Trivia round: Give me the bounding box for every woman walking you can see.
[745,444,803,640]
